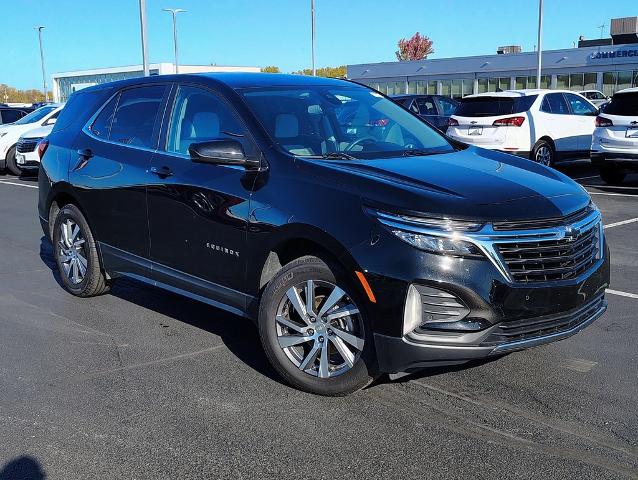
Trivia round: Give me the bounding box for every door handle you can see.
[77,148,93,160]
[150,166,174,178]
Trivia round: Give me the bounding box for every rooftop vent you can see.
[611,17,638,45]
[497,45,522,55]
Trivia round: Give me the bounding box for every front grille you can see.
[496,222,601,283]
[16,137,41,153]
[492,205,593,231]
[484,296,605,344]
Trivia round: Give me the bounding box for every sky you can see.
[1,0,636,90]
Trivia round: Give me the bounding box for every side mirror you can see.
[44,117,56,126]
[189,139,260,169]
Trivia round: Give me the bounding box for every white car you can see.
[14,125,54,173]
[447,90,599,167]
[580,90,610,107]
[0,104,63,175]
[591,87,638,184]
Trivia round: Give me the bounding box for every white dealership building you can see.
[52,63,260,102]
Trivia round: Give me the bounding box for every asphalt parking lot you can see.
[0,162,637,480]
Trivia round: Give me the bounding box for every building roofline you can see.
[52,63,259,79]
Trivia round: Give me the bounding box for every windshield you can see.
[240,85,454,159]
[455,96,537,117]
[13,106,57,125]
[604,93,638,116]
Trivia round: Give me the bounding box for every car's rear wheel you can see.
[532,140,555,167]
[52,204,110,297]
[599,165,626,185]
[5,146,20,176]
[259,256,377,396]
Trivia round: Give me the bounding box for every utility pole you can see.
[311,0,316,76]
[536,0,543,88]
[35,26,48,101]
[139,0,150,76]
[163,8,186,74]
[598,23,607,39]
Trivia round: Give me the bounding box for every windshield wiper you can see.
[298,152,357,160]
[402,149,445,157]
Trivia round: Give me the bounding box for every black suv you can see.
[392,94,458,132]
[38,74,609,396]
[0,107,31,125]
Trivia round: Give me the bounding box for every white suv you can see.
[14,124,54,173]
[447,90,598,167]
[591,87,638,184]
[0,104,63,175]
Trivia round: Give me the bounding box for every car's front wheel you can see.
[259,256,377,396]
[52,204,110,297]
[532,140,555,167]
[5,146,21,176]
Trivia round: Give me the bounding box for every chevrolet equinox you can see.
[38,74,610,396]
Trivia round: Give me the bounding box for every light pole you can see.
[139,0,150,76]
[536,0,544,88]
[162,8,186,74]
[35,26,48,102]
[311,0,316,76]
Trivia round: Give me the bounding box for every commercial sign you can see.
[590,49,638,60]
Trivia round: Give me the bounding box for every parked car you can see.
[591,87,638,184]
[14,124,53,174]
[447,90,599,166]
[579,90,610,107]
[0,107,31,125]
[0,104,62,175]
[392,94,458,132]
[39,74,609,396]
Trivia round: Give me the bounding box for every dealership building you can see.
[52,63,260,102]
[348,17,638,99]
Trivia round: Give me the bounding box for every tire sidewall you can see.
[6,146,21,176]
[258,256,376,396]
[52,205,95,295]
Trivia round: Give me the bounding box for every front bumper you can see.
[15,151,40,171]
[374,294,607,373]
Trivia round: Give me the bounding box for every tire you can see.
[599,165,626,185]
[5,146,21,176]
[259,256,377,396]
[52,204,110,297]
[531,140,555,167]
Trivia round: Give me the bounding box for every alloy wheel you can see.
[535,146,552,166]
[58,219,88,285]
[275,280,365,379]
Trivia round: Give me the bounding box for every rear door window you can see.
[435,97,458,116]
[604,93,638,116]
[109,85,167,148]
[541,93,570,115]
[416,97,437,115]
[455,95,537,117]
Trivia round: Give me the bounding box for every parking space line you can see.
[584,184,638,190]
[0,180,38,189]
[607,289,638,300]
[604,217,638,229]
[574,176,600,181]
[587,191,638,198]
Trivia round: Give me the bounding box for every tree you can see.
[0,84,52,103]
[395,32,434,61]
[261,66,280,73]
[293,65,347,78]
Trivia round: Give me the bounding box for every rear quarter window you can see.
[52,89,110,133]
[455,95,537,117]
[604,93,638,116]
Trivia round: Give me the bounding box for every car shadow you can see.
[0,455,46,480]
[38,237,282,386]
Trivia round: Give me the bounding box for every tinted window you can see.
[13,105,57,125]
[565,93,597,116]
[109,85,166,148]
[1,109,23,123]
[541,93,570,115]
[455,95,537,117]
[436,97,458,116]
[54,90,103,133]
[604,93,638,116]
[416,97,437,115]
[166,85,248,155]
[90,93,119,138]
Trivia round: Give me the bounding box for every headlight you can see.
[392,230,483,258]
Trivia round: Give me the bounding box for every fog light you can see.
[403,284,423,336]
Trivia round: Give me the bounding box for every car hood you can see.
[296,146,590,222]
[20,125,53,139]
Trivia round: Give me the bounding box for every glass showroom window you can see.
[515,77,526,90]
[584,73,597,90]
[556,75,569,90]
[496,77,511,91]
[440,80,451,97]
[526,75,550,89]
[408,80,431,95]
[451,80,462,99]
[477,78,488,94]
[617,71,633,92]
[569,73,584,91]
[428,81,437,94]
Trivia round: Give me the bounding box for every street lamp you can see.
[139,0,150,76]
[35,26,48,102]
[311,0,316,76]
[536,0,544,88]
[162,8,187,74]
